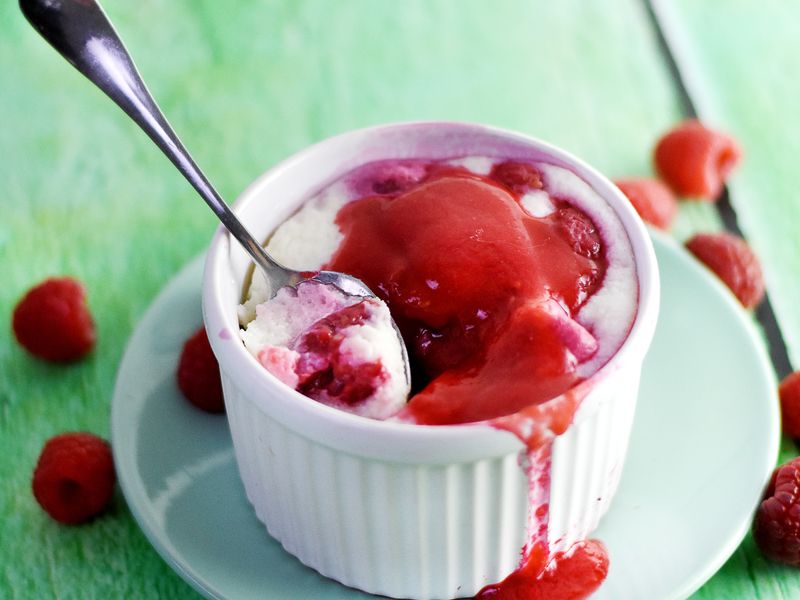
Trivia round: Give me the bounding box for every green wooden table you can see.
[2,1,799,597]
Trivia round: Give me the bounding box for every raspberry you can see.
[176,327,225,412]
[370,162,427,195]
[296,301,384,405]
[12,277,96,362]
[685,232,765,309]
[32,433,115,524]
[490,161,544,195]
[779,371,800,438]
[753,457,800,565]
[653,120,742,200]
[614,177,678,230]
[556,206,602,259]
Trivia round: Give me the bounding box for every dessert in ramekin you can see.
[202,122,659,599]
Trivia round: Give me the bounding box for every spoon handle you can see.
[20,0,295,289]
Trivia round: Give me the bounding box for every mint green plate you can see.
[111,231,779,599]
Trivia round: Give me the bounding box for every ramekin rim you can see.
[202,120,659,447]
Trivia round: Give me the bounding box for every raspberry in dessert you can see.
[240,279,409,420]
[240,154,638,597]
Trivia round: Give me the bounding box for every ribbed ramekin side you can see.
[549,366,641,552]
[202,122,659,599]
[223,362,642,598]
[222,374,531,599]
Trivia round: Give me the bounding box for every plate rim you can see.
[111,254,227,600]
[111,231,780,600]
[633,230,780,599]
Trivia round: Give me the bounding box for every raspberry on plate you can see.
[32,432,115,525]
[780,371,800,439]
[177,327,225,413]
[12,277,96,362]
[685,232,765,309]
[653,120,742,200]
[614,177,678,230]
[754,457,800,566]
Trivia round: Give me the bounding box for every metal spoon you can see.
[20,0,410,383]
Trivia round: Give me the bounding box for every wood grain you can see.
[653,0,800,597]
[1,0,791,598]
[655,0,800,368]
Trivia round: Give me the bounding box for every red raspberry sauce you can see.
[476,538,609,599]
[295,300,385,405]
[328,167,605,424]
[326,163,613,598]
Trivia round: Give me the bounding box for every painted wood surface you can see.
[656,1,800,598]
[0,0,796,597]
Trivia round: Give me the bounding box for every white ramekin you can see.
[202,122,659,599]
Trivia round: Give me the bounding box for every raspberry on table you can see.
[614,177,678,230]
[12,277,96,362]
[32,432,115,525]
[653,120,742,200]
[177,327,225,413]
[779,371,800,439]
[685,232,765,309]
[754,457,800,566]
